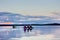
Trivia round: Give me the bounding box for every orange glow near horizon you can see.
[0,22,12,24]
[0,22,13,28]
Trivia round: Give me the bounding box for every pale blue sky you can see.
[0,0,60,16]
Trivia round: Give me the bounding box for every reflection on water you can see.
[0,26,60,40]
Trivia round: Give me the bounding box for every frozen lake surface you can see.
[0,26,60,40]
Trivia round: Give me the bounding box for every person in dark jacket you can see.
[24,26,27,32]
[27,25,33,32]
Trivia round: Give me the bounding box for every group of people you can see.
[24,25,33,32]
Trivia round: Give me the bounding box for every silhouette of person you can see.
[13,26,16,28]
[27,25,33,32]
[29,25,33,32]
[24,26,27,32]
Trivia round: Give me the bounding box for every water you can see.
[0,26,60,40]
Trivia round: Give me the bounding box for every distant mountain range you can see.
[0,12,59,24]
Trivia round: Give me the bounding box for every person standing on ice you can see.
[24,26,27,32]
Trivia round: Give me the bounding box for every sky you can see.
[0,0,60,16]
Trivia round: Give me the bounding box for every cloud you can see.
[1,12,60,23]
[48,12,60,20]
[28,18,42,20]
[17,12,60,22]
